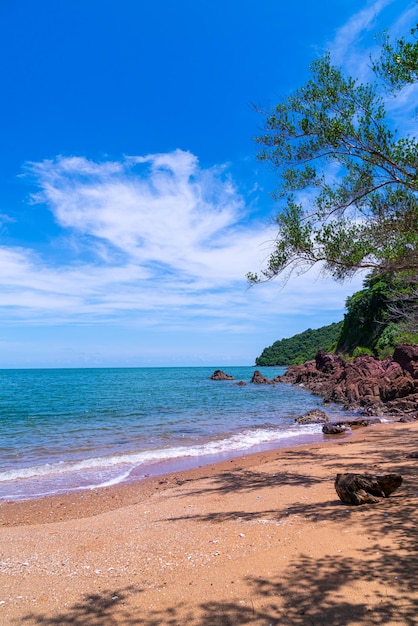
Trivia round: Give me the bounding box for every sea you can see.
[0,366,361,501]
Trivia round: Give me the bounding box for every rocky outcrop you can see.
[333,418,381,428]
[296,409,328,424]
[399,413,418,423]
[335,473,403,505]
[323,423,348,435]
[250,370,273,384]
[394,344,418,378]
[209,370,235,380]
[277,345,418,415]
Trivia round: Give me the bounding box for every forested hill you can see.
[255,322,343,366]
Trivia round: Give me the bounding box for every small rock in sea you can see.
[234,381,247,386]
[296,409,329,424]
[209,369,235,381]
[250,370,272,384]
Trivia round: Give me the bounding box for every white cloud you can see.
[27,150,267,283]
[329,0,417,85]
[0,149,362,343]
[385,82,418,137]
[327,1,418,139]
[330,0,394,69]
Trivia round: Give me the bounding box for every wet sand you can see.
[1,421,417,625]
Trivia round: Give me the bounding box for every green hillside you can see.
[256,272,418,367]
[255,322,343,366]
[335,273,418,358]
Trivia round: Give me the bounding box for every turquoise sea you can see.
[0,366,360,501]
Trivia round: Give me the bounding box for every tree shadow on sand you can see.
[18,586,143,626]
[18,490,418,625]
[180,468,323,498]
[165,490,416,533]
[19,425,418,625]
[18,548,418,625]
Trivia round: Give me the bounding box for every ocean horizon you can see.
[0,365,361,501]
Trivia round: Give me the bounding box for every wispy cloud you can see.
[330,0,394,71]
[328,0,418,136]
[329,0,417,81]
[27,150,265,283]
[0,150,361,333]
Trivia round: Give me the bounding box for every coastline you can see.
[1,420,417,624]
[1,364,354,503]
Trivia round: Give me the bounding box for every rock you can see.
[359,405,384,416]
[250,370,272,384]
[334,418,381,428]
[322,423,347,435]
[386,393,418,414]
[315,350,344,376]
[276,347,418,415]
[399,413,418,423]
[209,370,234,381]
[393,344,418,379]
[234,381,247,386]
[406,451,418,458]
[334,473,403,505]
[296,409,329,424]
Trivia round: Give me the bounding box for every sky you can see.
[0,0,416,368]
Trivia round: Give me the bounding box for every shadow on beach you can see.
[16,424,418,626]
[17,541,418,625]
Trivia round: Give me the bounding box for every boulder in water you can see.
[209,369,234,381]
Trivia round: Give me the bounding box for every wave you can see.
[0,423,322,485]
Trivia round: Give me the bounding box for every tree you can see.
[386,272,418,335]
[248,28,418,285]
[373,24,418,91]
[335,273,397,354]
[255,322,342,366]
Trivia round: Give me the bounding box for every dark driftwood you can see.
[335,473,402,505]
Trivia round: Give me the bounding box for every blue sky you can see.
[0,0,416,368]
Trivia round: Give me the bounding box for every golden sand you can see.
[1,421,417,625]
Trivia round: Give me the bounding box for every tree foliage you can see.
[255,322,342,366]
[373,24,418,91]
[249,27,418,284]
[255,272,418,365]
[335,273,395,355]
[335,271,418,357]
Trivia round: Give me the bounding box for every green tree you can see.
[256,321,342,366]
[373,24,418,91]
[248,28,418,285]
[335,273,395,354]
[335,271,418,356]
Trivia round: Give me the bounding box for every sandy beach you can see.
[1,421,417,625]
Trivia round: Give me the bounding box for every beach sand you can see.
[1,421,417,625]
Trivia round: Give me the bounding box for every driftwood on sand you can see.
[334,473,403,505]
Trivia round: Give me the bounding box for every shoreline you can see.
[0,364,363,505]
[0,425,360,525]
[1,420,417,624]
[0,414,356,504]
